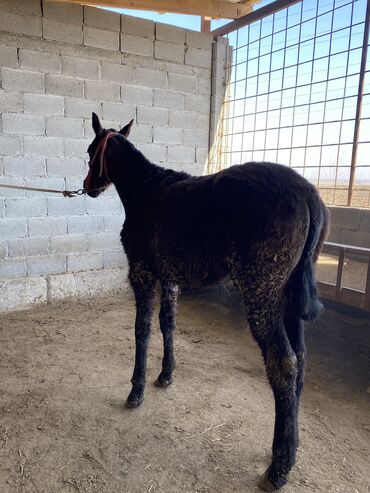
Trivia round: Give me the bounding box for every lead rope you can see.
[0,183,85,197]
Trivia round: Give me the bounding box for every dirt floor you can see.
[0,292,369,493]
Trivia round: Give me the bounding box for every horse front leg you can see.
[126,265,156,409]
[155,281,178,388]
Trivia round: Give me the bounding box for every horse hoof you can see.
[125,395,144,409]
[154,375,173,388]
[258,471,278,491]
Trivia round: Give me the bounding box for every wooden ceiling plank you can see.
[49,0,254,19]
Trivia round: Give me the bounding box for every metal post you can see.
[201,16,211,33]
[347,0,370,206]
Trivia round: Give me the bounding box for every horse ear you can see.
[92,112,103,136]
[119,119,134,137]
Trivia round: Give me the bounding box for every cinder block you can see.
[136,143,166,163]
[64,138,90,159]
[156,22,185,44]
[130,124,152,144]
[121,15,154,39]
[198,76,211,95]
[65,98,98,118]
[183,128,209,146]
[196,147,209,164]
[135,67,167,88]
[67,215,103,234]
[0,218,27,239]
[0,177,25,197]
[185,93,210,113]
[87,232,121,252]
[0,136,21,156]
[0,258,27,278]
[85,80,120,101]
[45,74,83,97]
[0,45,18,69]
[154,88,184,110]
[76,265,129,295]
[6,197,46,218]
[19,49,60,74]
[197,112,209,130]
[0,90,23,113]
[67,252,103,272]
[50,234,88,254]
[168,72,197,93]
[104,215,124,232]
[101,101,135,122]
[153,127,182,145]
[186,30,213,50]
[1,68,44,93]
[24,177,65,195]
[43,1,83,24]
[0,11,42,37]
[46,117,84,138]
[47,196,86,217]
[47,157,85,178]
[86,196,123,215]
[329,206,361,231]
[62,55,99,79]
[169,109,198,129]
[120,34,153,57]
[84,5,120,31]
[0,0,41,16]
[4,157,46,176]
[185,47,212,69]
[28,217,67,236]
[8,236,49,257]
[121,84,153,106]
[27,255,66,276]
[167,145,195,163]
[24,93,64,116]
[47,273,77,302]
[84,26,119,51]
[3,113,45,136]
[137,106,168,126]
[0,240,7,257]
[155,40,184,63]
[101,62,134,84]
[42,19,83,45]
[67,253,103,272]
[103,250,126,268]
[23,136,64,157]
[0,277,47,310]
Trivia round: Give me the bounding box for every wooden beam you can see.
[201,17,211,33]
[212,0,300,36]
[50,0,254,19]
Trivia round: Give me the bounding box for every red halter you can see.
[89,131,117,182]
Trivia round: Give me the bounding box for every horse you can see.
[83,112,329,491]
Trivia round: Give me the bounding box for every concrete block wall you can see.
[0,0,219,310]
[327,207,370,249]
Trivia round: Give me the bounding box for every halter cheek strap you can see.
[85,131,117,192]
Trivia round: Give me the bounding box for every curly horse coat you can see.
[83,113,329,491]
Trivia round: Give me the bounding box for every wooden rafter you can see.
[50,0,255,19]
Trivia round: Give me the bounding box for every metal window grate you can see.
[217,0,370,207]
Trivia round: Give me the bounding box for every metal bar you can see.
[347,0,370,206]
[335,248,345,301]
[211,0,301,37]
[364,258,370,310]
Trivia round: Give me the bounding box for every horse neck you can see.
[108,139,161,211]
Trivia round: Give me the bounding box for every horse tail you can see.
[286,194,330,321]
